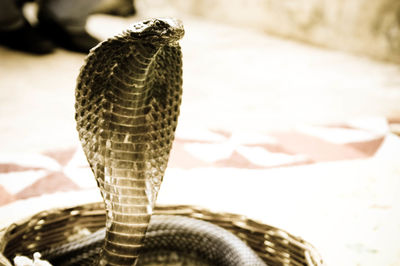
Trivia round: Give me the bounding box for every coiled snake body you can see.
[73,18,265,266]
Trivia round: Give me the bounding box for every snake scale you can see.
[73,18,266,266]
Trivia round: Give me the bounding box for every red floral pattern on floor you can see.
[0,122,394,206]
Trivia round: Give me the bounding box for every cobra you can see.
[73,18,266,266]
[75,18,184,265]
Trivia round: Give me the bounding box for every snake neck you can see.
[90,43,180,265]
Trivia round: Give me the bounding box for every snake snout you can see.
[156,17,185,39]
[130,18,184,44]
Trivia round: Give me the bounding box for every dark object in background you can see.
[37,13,99,54]
[0,19,54,54]
[0,0,137,55]
[0,0,100,55]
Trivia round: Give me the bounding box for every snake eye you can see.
[154,20,166,28]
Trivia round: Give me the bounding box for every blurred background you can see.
[1,0,400,265]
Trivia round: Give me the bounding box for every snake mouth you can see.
[128,18,185,44]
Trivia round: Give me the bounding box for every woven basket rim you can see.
[0,202,324,266]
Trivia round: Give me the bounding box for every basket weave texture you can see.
[0,203,323,266]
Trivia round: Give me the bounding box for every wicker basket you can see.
[0,202,323,266]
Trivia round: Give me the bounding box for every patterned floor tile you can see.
[0,122,395,207]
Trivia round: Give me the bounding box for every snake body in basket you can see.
[75,18,184,265]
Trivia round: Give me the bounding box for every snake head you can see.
[128,18,185,44]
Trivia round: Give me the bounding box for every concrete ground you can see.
[1,13,400,266]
